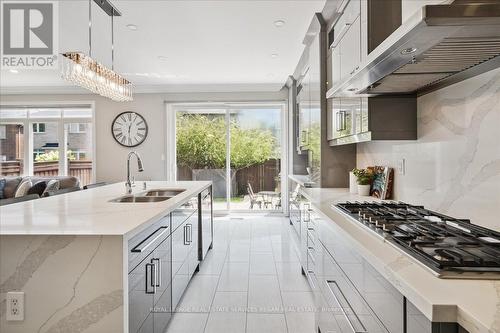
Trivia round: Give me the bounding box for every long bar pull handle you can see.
[336,111,341,131]
[145,263,156,294]
[132,227,169,253]
[151,258,161,287]
[303,203,311,222]
[183,225,189,245]
[340,111,347,131]
[187,224,192,244]
[326,281,367,333]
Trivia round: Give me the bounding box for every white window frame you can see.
[165,101,289,213]
[0,101,96,183]
[32,123,46,133]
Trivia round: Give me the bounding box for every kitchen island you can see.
[0,181,212,333]
[289,181,499,333]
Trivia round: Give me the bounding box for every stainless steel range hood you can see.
[327,1,500,98]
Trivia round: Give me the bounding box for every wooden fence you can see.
[178,158,280,196]
[0,160,93,186]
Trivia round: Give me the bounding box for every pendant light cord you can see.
[88,0,92,57]
[111,9,114,70]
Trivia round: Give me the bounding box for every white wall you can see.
[357,69,500,231]
[0,90,287,183]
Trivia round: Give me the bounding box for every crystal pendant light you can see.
[61,0,132,101]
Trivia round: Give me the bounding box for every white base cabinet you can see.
[294,204,470,333]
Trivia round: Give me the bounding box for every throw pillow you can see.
[27,181,47,196]
[42,179,60,196]
[0,178,6,199]
[14,179,32,198]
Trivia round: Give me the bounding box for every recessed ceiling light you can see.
[158,56,168,61]
[270,53,279,59]
[9,69,19,74]
[274,20,285,27]
[126,24,138,31]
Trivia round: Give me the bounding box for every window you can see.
[33,149,45,160]
[0,124,24,176]
[68,150,87,160]
[33,123,46,133]
[0,106,95,186]
[68,123,86,133]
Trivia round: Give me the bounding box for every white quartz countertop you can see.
[297,186,499,333]
[0,181,211,237]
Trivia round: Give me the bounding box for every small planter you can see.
[357,184,371,196]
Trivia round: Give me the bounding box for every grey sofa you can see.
[0,176,80,206]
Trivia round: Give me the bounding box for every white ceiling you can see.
[1,0,325,93]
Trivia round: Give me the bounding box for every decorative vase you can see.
[349,171,357,194]
[357,184,371,196]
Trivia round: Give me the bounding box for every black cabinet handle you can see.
[145,263,156,294]
[151,258,160,287]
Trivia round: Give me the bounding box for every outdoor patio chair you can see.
[274,197,282,210]
[247,183,263,209]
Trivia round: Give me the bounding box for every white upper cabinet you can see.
[329,0,362,88]
[339,15,361,81]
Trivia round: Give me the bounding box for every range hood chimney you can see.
[327,0,500,98]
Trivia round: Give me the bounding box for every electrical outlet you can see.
[6,291,24,321]
[397,158,406,175]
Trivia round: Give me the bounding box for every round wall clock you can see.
[111,111,148,147]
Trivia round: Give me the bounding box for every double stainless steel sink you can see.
[111,188,186,203]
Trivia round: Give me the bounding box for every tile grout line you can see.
[201,220,231,333]
[270,218,290,333]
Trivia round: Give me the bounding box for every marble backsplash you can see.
[357,68,500,231]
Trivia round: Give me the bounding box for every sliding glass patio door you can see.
[172,103,284,212]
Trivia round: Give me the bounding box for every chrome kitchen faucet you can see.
[126,151,144,194]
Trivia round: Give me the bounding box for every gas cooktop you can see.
[335,202,500,279]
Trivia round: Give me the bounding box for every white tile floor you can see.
[166,214,316,333]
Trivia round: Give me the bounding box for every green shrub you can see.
[35,150,76,162]
[176,114,276,170]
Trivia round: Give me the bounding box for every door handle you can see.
[326,280,367,333]
[145,263,156,294]
[151,258,161,287]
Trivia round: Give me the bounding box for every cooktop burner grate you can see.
[335,201,500,277]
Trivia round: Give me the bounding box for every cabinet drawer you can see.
[171,204,197,232]
[128,215,171,274]
[318,244,388,333]
[318,214,404,333]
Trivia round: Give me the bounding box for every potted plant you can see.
[352,168,374,196]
